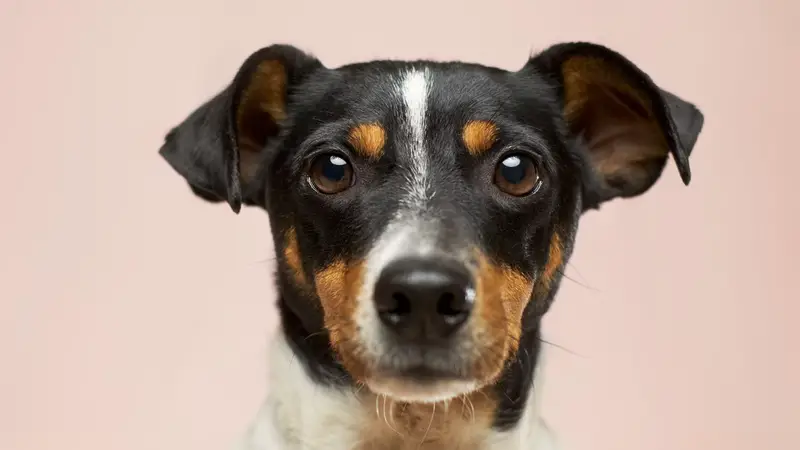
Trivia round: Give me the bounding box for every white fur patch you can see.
[399,68,432,209]
[236,333,560,450]
[236,333,366,450]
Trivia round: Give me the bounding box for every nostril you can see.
[379,292,412,325]
[436,292,459,316]
[436,290,472,326]
[390,293,412,315]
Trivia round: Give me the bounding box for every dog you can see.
[159,41,704,450]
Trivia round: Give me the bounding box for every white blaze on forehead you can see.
[398,68,431,209]
[355,69,436,359]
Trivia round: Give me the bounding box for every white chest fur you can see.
[236,333,560,450]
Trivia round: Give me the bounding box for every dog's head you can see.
[160,42,703,403]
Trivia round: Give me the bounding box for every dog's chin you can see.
[365,373,479,403]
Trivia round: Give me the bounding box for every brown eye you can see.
[308,153,354,194]
[493,154,540,196]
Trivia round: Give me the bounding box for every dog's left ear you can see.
[524,42,705,209]
[159,45,323,213]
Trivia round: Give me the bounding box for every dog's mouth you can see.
[348,332,510,402]
[364,356,478,402]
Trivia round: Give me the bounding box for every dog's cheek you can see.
[473,251,534,381]
[283,227,309,288]
[531,233,565,310]
[314,259,368,377]
[539,233,564,293]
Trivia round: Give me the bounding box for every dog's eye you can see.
[494,154,540,196]
[308,153,354,194]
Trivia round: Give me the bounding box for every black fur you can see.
[159,42,704,432]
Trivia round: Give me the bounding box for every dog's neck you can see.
[235,296,557,450]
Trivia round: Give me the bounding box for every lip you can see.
[372,342,472,376]
[365,373,479,403]
[391,365,468,383]
[372,360,469,382]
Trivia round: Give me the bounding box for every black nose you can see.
[373,258,474,341]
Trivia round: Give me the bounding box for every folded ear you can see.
[524,42,705,209]
[158,45,323,213]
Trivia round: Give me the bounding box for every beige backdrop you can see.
[1,1,798,449]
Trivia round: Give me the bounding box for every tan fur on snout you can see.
[471,251,535,383]
[313,259,370,380]
[469,233,564,383]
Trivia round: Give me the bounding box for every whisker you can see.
[383,396,403,437]
[354,382,366,395]
[381,395,389,428]
[388,399,401,435]
[539,337,586,358]
[465,395,476,423]
[302,331,326,342]
[249,256,278,266]
[418,403,436,448]
[557,263,600,292]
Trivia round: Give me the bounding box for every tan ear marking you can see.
[237,60,289,125]
[561,56,653,125]
[235,60,289,181]
[561,56,671,189]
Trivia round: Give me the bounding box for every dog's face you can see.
[160,43,703,403]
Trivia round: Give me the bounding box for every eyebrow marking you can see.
[347,123,386,160]
[462,120,498,155]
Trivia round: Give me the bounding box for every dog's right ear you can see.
[523,42,704,210]
[159,45,323,213]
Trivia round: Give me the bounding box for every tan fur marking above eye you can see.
[356,389,496,450]
[283,227,306,286]
[348,123,386,160]
[462,120,498,156]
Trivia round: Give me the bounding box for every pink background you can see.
[1,1,798,449]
